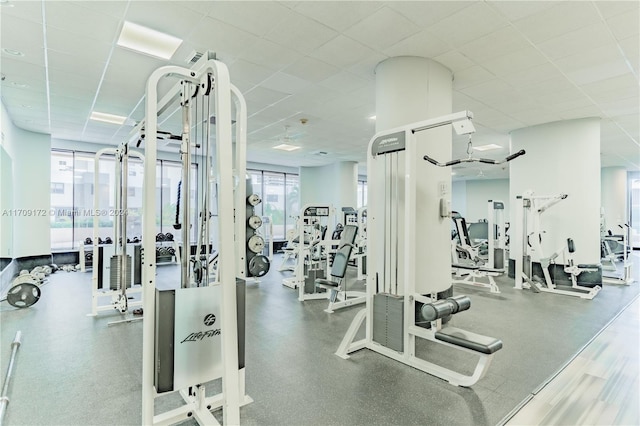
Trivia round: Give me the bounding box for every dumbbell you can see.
[85,252,93,261]
[156,233,166,242]
[167,247,176,256]
[98,237,104,245]
[85,237,93,245]
[165,232,174,241]
[104,237,113,244]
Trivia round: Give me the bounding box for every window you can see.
[357,180,367,208]
[50,151,74,250]
[51,182,65,194]
[50,149,197,250]
[247,169,298,240]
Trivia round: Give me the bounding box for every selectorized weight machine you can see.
[88,145,144,320]
[602,223,634,285]
[135,52,255,426]
[513,191,601,299]
[282,205,334,302]
[337,111,507,387]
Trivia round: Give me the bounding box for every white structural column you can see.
[601,166,628,231]
[509,118,601,266]
[376,56,452,132]
[374,56,452,295]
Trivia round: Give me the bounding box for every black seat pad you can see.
[435,327,502,354]
[315,278,339,288]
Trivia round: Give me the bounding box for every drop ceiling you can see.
[1,1,638,179]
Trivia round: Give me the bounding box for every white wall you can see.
[299,161,357,220]
[601,166,627,231]
[451,179,509,222]
[3,104,52,258]
[0,103,14,258]
[510,118,601,264]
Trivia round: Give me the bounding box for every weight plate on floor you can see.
[248,255,270,277]
[7,283,41,308]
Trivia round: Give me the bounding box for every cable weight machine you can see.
[134,52,255,426]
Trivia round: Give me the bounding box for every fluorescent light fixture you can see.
[90,111,127,125]
[117,21,182,60]
[473,144,502,151]
[273,144,301,152]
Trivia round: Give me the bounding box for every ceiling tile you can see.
[292,1,383,33]
[458,26,531,63]
[481,47,548,77]
[46,50,106,83]
[310,35,377,69]
[125,1,206,39]
[188,16,258,59]
[433,51,475,73]
[244,86,292,109]
[427,2,508,48]
[387,1,473,27]
[566,58,631,86]
[558,105,603,120]
[535,22,614,60]
[260,72,311,94]
[512,2,601,43]
[552,44,623,73]
[263,11,339,55]
[453,66,496,90]
[206,1,293,37]
[579,73,639,103]
[606,11,640,41]
[1,58,46,90]
[283,57,340,84]
[347,52,388,80]
[345,6,421,51]
[237,39,301,72]
[1,1,43,23]
[502,63,565,88]
[318,71,370,93]
[486,1,555,22]
[45,1,121,43]
[1,15,45,67]
[46,26,112,60]
[228,59,275,87]
[383,30,451,59]
[70,1,128,19]
[594,0,640,19]
[600,97,640,117]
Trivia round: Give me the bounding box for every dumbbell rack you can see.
[155,240,178,265]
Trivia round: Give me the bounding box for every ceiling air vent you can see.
[187,51,204,64]
[311,150,329,156]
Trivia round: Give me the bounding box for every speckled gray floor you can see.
[1,253,639,426]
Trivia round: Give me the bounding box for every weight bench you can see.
[451,264,501,293]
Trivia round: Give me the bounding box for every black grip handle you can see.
[505,149,526,162]
[423,155,439,165]
[479,158,497,164]
[445,159,461,166]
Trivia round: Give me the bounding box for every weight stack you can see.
[373,293,404,352]
[109,255,132,290]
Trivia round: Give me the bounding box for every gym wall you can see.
[299,161,357,218]
[452,179,509,222]
[1,103,14,260]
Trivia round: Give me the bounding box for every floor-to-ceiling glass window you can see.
[285,174,299,236]
[357,180,367,208]
[50,151,74,249]
[248,169,298,240]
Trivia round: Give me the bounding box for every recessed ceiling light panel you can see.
[90,111,127,125]
[273,144,301,152]
[473,144,502,151]
[117,21,182,60]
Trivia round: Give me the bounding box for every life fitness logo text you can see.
[180,314,221,343]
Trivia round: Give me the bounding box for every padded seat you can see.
[315,278,339,289]
[577,263,600,269]
[435,327,503,354]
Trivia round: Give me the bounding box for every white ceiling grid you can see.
[0,0,638,179]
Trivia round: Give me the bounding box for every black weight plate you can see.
[7,283,41,308]
[248,255,270,277]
